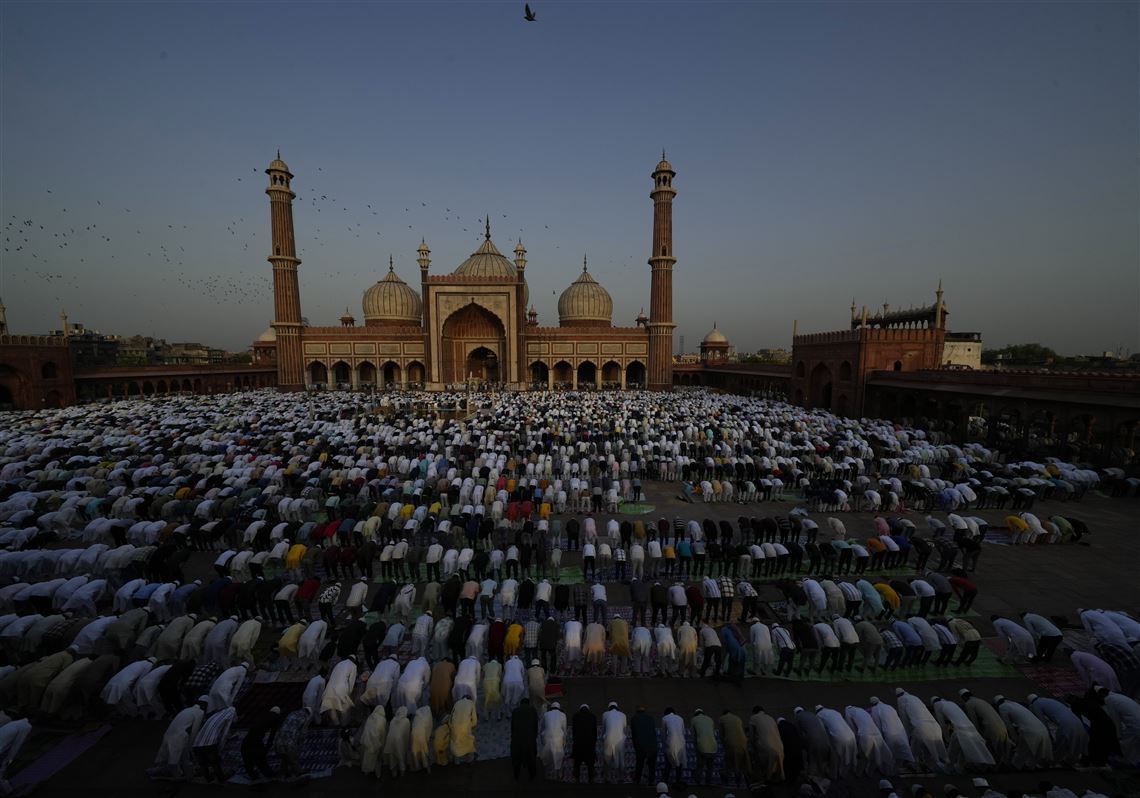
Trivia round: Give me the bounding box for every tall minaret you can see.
[266,151,304,390]
[647,151,676,390]
[0,297,7,335]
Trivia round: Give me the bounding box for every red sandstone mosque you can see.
[255,153,677,392]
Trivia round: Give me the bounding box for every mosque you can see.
[255,153,678,392]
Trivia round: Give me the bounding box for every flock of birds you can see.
[0,1,680,332]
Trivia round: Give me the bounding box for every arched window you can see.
[839,361,852,381]
[893,360,902,372]
[41,362,57,379]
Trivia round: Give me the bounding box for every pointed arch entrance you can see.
[440,302,507,384]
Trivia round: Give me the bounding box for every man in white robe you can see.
[816,704,857,778]
[844,703,894,776]
[662,707,687,783]
[930,695,995,770]
[362,654,401,707]
[180,617,216,661]
[153,614,195,661]
[359,705,388,776]
[101,657,157,714]
[601,701,627,783]
[631,625,653,676]
[302,671,326,717]
[994,695,1052,769]
[1103,690,1140,765]
[151,697,206,777]
[202,616,239,667]
[562,620,582,675]
[750,619,773,675]
[502,655,526,713]
[395,656,430,715]
[991,615,1037,663]
[540,701,567,776]
[653,624,677,676]
[320,656,359,726]
[228,617,262,665]
[206,662,250,713]
[383,705,411,776]
[410,705,434,772]
[133,661,171,718]
[1028,693,1088,766]
[298,619,328,663]
[453,656,480,705]
[894,689,949,773]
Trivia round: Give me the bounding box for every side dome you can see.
[363,259,422,326]
[558,259,613,327]
[702,325,728,345]
[453,225,517,279]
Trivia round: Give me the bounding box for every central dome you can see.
[453,234,517,279]
[702,325,728,345]
[363,259,422,326]
[558,259,613,327]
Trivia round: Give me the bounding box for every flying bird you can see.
[524,3,536,21]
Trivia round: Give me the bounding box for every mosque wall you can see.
[0,335,76,410]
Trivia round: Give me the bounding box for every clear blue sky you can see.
[2,1,1136,355]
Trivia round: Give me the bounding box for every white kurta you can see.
[384,706,411,775]
[997,700,1053,769]
[228,619,262,664]
[663,712,687,767]
[302,675,326,717]
[932,699,995,769]
[206,665,248,713]
[846,705,895,775]
[1104,692,1140,765]
[750,622,773,673]
[817,708,857,777]
[298,620,328,660]
[362,658,401,706]
[601,708,627,769]
[452,657,481,704]
[540,708,567,771]
[410,705,434,771]
[101,659,155,712]
[154,704,204,770]
[896,694,949,773]
[359,705,388,775]
[502,656,526,711]
[395,657,430,715]
[320,658,359,726]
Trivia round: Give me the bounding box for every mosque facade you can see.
[260,154,677,392]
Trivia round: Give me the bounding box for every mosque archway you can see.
[625,361,646,389]
[466,347,499,383]
[358,361,376,386]
[530,361,549,387]
[577,361,597,389]
[809,362,832,410]
[601,361,621,387]
[0,384,13,410]
[406,361,425,385]
[553,361,572,387]
[440,302,507,384]
[332,361,351,386]
[309,362,328,386]
[382,361,401,386]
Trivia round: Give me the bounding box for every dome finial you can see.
[484,215,491,240]
[583,253,588,272]
[388,254,394,272]
[276,147,281,160]
[662,148,666,161]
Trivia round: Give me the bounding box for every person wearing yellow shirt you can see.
[503,623,525,658]
[286,543,307,572]
[873,581,900,619]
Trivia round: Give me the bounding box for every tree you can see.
[981,343,1057,365]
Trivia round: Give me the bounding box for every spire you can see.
[388,254,394,272]
[583,253,588,272]
[662,148,666,161]
[276,147,281,160]
[484,215,491,240]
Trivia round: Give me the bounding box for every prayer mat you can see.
[9,725,112,791]
[233,680,305,726]
[616,503,656,515]
[983,531,1013,545]
[220,727,340,782]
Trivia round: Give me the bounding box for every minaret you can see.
[417,239,433,382]
[647,151,677,390]
[0,297,6,335]
[934,279,945,329]
[514,239,529,383]
[266,152,304,390]
[60,310,69,337]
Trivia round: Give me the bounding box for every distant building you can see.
[791,283,951,417]
[943,332,982,369]
[699,324,733,364]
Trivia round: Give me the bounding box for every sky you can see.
[1,1,1137,355]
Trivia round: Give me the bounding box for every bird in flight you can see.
[524,3,536,21]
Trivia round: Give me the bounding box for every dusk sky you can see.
[2,1,1136,355]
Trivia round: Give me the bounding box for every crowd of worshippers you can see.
[0,388,1124,791]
